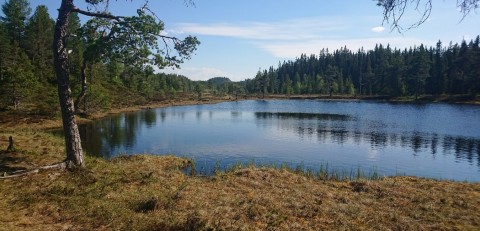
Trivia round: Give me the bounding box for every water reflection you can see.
[79,110,152,157]
[255,112,351,121]
[254,112,480,166]
[142,109,157,128]
[231,111,242,118]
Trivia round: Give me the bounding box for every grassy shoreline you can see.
[1,96,480,230]
[1,153,479,230]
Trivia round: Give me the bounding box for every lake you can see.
[78,100,480,182]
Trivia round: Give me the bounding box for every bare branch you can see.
[0,162,68,179]
[184,0,196,7]
[377,0,478,32]
[71,7,123,21]
[457,0,479,21]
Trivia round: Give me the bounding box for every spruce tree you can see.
[0,43,34,109]
[25,5,55,82]
[0,0,34,110]
[0,0,30,47]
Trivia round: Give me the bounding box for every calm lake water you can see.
[78,100,480,181]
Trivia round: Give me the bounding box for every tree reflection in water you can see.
[254,112,480,166]
[79,109,156,158]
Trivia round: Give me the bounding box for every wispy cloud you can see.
[176,17,347,41]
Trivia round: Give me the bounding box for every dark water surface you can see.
[78,100,480,181]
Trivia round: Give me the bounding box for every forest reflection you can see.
[79,109,156,157]
[254,112,351,121]
[254,112,480,166]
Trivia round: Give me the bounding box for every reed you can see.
[188,159,383,182]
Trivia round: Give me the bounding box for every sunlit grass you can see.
[2,145,480,230]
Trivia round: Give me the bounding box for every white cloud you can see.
[160,67,242,81]
[371,26,385,33]
[176,17,347,41]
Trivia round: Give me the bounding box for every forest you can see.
[247,38,480,98]
[1,1,479,117]
[0,2,211,116]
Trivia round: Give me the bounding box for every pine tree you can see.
[0,0,30,47]
[325,65,338,97]
[51,0,199,168]
[408,45,431,99]
[472,36,480,94]
[0,43,34,109]
[386,50,405,97]
[25,5,55,82]
[364,57,374,96]
[0,22,11,108]
[431,41,446,95]
[0,22,9,85]
[0,0,35,110]
[454,41,470,94]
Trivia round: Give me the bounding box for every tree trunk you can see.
[359,74,363,95]
[53,0,84,168]
[12,83,18,110]
[6,136,15,153]
[415,78,419,101]
[74,59,87,113]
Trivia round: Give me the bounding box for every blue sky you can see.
[26,1,480,81]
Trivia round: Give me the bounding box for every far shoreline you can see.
[1,93,477,131]
[261,94,480,104]
[74,93,479,126]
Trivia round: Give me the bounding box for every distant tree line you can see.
[247,38,480,98]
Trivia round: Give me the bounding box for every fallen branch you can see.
[0,162,68,179]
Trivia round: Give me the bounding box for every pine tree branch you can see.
[71,7,124,21]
